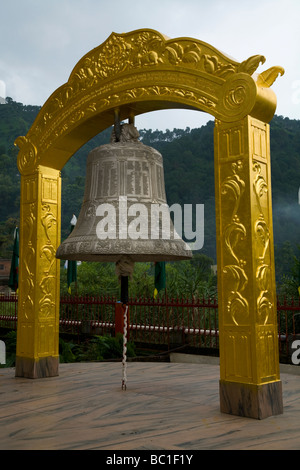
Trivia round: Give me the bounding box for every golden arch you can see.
[15,29,284,419]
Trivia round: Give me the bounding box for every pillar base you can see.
[219,379,283,419]
[15,356,59,379]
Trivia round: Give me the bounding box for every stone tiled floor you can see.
[0,357,299,450]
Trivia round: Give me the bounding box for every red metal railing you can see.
[58,294,219,350]
[128,296,218,349]
[0,294,18,330]
[1,294,299,357]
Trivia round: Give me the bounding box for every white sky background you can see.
[0,0,299,131]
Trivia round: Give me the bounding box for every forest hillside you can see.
[0,98,299,283]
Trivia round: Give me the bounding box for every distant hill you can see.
[0,98,299,281]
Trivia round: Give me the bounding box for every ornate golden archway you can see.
[15,29,284,419]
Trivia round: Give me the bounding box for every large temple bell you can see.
[56,119,192,302]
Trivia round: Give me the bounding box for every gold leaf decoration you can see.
[238,54,266,75]
[256,66,285,88]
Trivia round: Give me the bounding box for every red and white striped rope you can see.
[122,304,128,390]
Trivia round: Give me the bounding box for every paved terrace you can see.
[0,354,299,451]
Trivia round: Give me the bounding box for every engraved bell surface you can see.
[56,124,192,263]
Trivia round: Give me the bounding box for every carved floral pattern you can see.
[15,136,37,174]
[253,161,273,324]
[38,29,241,123]
[35,84,217,157]
[253,162,268,214]
[72,31,240,88]
[20,202,36,321]
[255,217,270,261]
[15,30,283,174]
[221,160,249,325]
[221,160,245,219]
[39,204,57,318]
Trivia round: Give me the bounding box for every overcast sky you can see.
[0,0,299,131]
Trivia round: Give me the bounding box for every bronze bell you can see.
[56,123,192,268]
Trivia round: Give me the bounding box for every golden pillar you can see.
[215,116,283,418]
[15,165,61,378]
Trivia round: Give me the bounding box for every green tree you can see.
[277,246,300,299]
